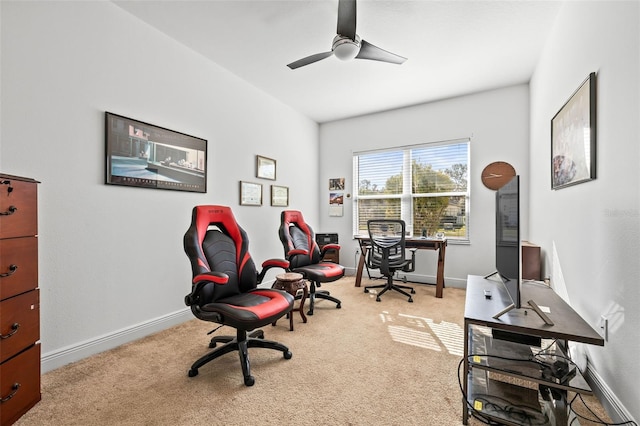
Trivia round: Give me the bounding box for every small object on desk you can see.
[484,290,492,299]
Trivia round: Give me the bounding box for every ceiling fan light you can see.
[332,35,360,61]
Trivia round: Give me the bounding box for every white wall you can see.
[319,85,530,286]
[530,1,639,422]
[0,1,319,371]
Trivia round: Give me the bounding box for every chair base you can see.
[304,281,341,315]
[364,279,415,303]
[188,328,292,386]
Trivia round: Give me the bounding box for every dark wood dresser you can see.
[0,174,41,425]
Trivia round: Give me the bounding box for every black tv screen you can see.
[495,175,521,308]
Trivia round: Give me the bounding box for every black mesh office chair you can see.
[183,205,294,386]
[364,219,416,302]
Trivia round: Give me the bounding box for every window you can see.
[353,139,469,241]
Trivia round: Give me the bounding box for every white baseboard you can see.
[343,267,466,289]
[586,359,637,424]
[41,308,193,373]
[41,273,464,374]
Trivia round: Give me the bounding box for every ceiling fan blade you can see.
[336,0,357,40]
[287,51,334,70]
[355,39,407,64]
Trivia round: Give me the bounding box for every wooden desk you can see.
[354,236,447,298]
[462,275,604,425]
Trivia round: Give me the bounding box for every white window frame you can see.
[353,138,470,243]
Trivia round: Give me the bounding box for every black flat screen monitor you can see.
[495,175,521,309]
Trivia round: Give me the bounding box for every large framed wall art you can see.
[105,112,207,193]
[551,73,597,190]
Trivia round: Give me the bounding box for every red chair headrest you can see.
[192,205,246,270]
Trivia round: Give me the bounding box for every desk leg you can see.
[355,247,367,287]
[435,244,446,298]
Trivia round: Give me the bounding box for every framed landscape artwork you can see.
[105,112,207,193]
[551,73,596,189]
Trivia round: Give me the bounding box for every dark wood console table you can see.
[354,236,447,298]
[462,274,604,425]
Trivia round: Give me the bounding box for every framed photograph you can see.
[329,192,344,217]
[329,177,345,190]
[256,155,276,180]
[239,181,262,206]
[105,112,207,193]
[271,185,289,207]
[551,72,597,189]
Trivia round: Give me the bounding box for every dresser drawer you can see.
[0,176,38,240]
[0,343,41,426]
[0,237,38,301]
[1,290,39,363]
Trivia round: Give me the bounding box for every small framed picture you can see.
[271,185,289,207]
[239,181,262,206]
[256,155,276,180]
[329,178,345,190]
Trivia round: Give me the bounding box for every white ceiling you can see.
[113,0,563,123]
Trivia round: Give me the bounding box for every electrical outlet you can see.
[600,315,608,341]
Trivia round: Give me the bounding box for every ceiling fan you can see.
[287,0,407,70]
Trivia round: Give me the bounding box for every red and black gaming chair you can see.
[183,205,294,386]
[278,210,345,315]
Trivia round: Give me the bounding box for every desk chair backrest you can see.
[279,210,321,268]
[367,219,407,276]
[183,205,257,303]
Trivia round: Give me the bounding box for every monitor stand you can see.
[527,299,555,326]
[484,270,505,281]
[492,299,554,326]
[485,271,555,326]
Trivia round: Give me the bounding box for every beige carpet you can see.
[15,277,610,425]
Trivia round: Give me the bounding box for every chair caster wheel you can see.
[364,289,369,293]
[284,350,293,359]
[244,376,255,386]
[411,289,416,294]
[188,369,198,377]
[376,297,381,302]
[209,342,216,348]
[336,303,341,309]
[408,298,413,303]
[307,310,314,316]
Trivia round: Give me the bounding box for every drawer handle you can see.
[0,323,19,339]
[0,383,20,403]
[0,264,18,278]
[0,205,17,216]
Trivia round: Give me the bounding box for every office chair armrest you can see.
[257,258,290,283]
[402,248,417,273]
[184,272,229,306]
[320,243,340,255]
[287,248,309,257]
[193,272,228,285]
[261,258,290,269]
